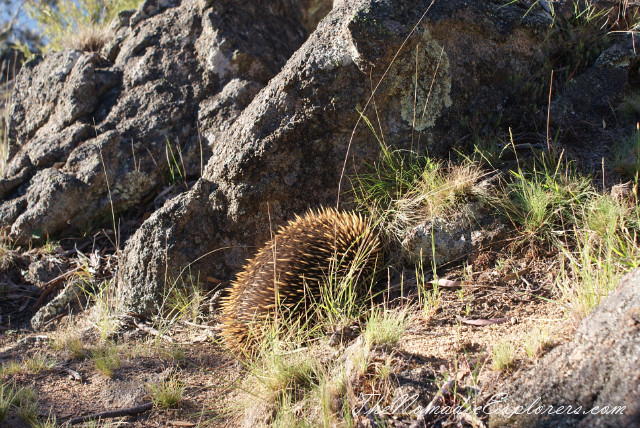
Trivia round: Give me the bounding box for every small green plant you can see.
[613,125,640,179]
[236,318,323,420]
[374,355,394,383]
[363,307,410,348]
[557,233,637,321]
[40,237,61,255]
[52,330,86,360]
[0,383,17,422]
[13,386,38,425]
[83,280,119,341]
[258,345,320,400]
[317,369,349,428]
[491,340,516,371]
[524,326,550,359]
[17,398,38,425]
[24,352,56,374]
[556,190,640,321]
[165,139,187,188]
[32,412,58,428]
[309,233,381,333]
[1,361,25,377]
[584,194,630,242]
[418,278,441,320]
[502,150,591,243]
[147,373,184,409]
[90,342,121,378]
[164,276,206,324]
[159,346,186,362]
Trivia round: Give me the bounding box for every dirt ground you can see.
[0,236,577,427]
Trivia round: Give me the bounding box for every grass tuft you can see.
[148,372,184,409]
[61,24,113,52]
[363,307,410,349]
[524,326,550,359]
[24,352,56,374]
[501,150,592,243]
[90,342,121,378]
[613,125,640,179]
[491,340,516,371]
[26,0,142,52]
[353,141,484,241]
[0,383,17,422]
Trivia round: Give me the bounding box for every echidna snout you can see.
[219,208,382,351]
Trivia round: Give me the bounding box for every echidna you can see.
[219,208,382,351]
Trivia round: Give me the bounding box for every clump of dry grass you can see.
[26,0,141,52]
[61,24,113,52]
[491,340,515,371]
[354,143,485,241]
[524,326,550,359]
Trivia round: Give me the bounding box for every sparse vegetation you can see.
[491,340,516,371]
[90,342,121,378]
[525,326,550,359]
[363,307,410,348]
[501,150,592,244]
[25,0,142,51]
[85,280,119,341]
[0,382,17,422]
[354,139,484,240]
[11,386,39,426]
[148,372,184,409]
[613,125,640,179]
[1,352,55,377]
[417,266,442,319]
[164,275,207,324]
[52,328,86,359]
[1,360,26,377]
[24,351,56,374]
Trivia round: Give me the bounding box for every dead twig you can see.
[33,267,83,310]
[120,315,174,343]
[68,402,153,425]
[180,320,221,332]
[459,317,513,326]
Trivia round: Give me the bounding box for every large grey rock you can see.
[401,201,508,267]
[488,268,640,428]
[0,0,309,244]
[117,0,554,314]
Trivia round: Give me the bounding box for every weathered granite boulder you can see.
[488,268,640,428]
[401,201,509,267]
[116,0,555,314]
[0,0,310,243]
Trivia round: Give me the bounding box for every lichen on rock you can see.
[388,29,452,132]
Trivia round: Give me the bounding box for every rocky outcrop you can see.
[0,0,310,243]
[488,268,640,428]
[6,0,636,315]
[116,0,553,314]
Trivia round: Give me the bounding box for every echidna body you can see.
[220,208,382,351]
